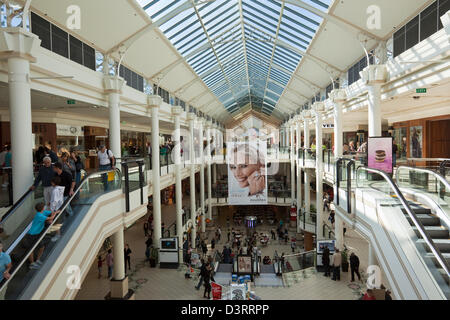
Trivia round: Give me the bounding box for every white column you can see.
[329,89,347,250]
[313,102,325,240]
[360,65,388,137]
[187,113,197,248]
[198,118,206,233]
[290,123,296,202]
[148,95,162,249]
[206,121,213,222]
[112,227,125,280]
[172,106,183,262]
[103,76,125,161]
[0,28,40,201]
[330,89,347,159]
[303,111,311,214]
[296,117,303,211]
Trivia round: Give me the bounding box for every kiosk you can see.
[316,239,335,271]
[159,237,179,269]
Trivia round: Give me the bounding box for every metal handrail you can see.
[0,189,33,225]
[356,166,450,279]
[396,166,450,191]
[283,250,315,259]
[0,168,122,293]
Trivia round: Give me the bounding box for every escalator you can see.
[0,169,122,300]
[356,167,449,299]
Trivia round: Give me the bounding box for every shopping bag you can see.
[107,171,115,182]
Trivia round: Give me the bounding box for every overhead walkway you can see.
[334,162,450,300]
[0,164,147,300]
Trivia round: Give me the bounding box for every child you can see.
[97,255,105,278]
[49,176,65,242]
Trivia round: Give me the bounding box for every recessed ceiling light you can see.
[42,107,48,110]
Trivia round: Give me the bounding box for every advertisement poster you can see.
[237,256,252,274]
[227,141,267,205]
[410,126,423,158]
[368,137,393,174]
[211,282,223,300]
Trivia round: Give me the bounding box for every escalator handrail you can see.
[396,165,450,191]
[356,166,450,279]
[0,189,33,225]
[0,168,121,293]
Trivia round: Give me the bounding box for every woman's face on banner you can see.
[229,154,261,188]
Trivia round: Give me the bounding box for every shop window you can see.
[69,35,83,65]
[420,2,438,41]
[393,26,405,58]
[405,16,420,51]
[51,24,69,58]
[31,12,51,50]
[439,0,450,29]
[137,75,144,92]
[83,44,96,71]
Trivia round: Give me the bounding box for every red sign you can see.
[211,282,222,300]
[290,205,297,221]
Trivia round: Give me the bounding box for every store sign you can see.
[368,137,393,174]
[57,124,83,137]
[323,124,334,129]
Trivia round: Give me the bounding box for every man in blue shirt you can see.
[24,202,59,270]
[0,240,12,300]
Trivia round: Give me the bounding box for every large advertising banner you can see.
[227,141,267,205]
[368,137,393,174]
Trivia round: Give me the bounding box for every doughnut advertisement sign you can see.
[368,137,393,174]
[227,141,267,205]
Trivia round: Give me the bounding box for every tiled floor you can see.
[75,192,365,300]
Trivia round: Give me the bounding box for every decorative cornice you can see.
[103,75,125,94]
[171,106,183,116]
[360,64,388,85]
[329,89,347,104]
[0,27,41,63]
[147,95,163,108]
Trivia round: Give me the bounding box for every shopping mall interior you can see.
[0,0,449,301]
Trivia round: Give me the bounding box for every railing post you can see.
[7,168,13,206]
[122,162,130,213]
[138,160,144,205]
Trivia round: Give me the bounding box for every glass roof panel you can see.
[140,0,331,118]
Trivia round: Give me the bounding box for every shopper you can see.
[53,162,75,216]
[203,263,212,299]
[1,145,11,188]
[195,259,206,290]
[0,240,12,300]
[144,221,149,237]
[322,247,331,277]
[362,289,376,300]
[44,145,58,164]
[24,202,59,269]
[97,145,115,191]
[106,249,113,279]
[227,229,231,243]
[211,238,215,250]
[350,252,361,282]
[331,249,342,281]
[60,152,76,179]
[124,244,132,272]
[71,150,84,186]
[257,248,262,263]
[97,255,105,279]
[290,237,296,253]
[201,240,208,257]
[49,176,66,242]
[161,222,165,236]
[31,156,55,208]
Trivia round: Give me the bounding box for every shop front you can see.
[121,130,149,157]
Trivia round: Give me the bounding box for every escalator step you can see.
[406,214,440,226]
[412,226,449,239]
[401,208,432,215]
[424,252,450,265]
[416,239,450,253]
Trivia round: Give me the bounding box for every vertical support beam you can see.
[296,117,303,213]
[330,89,347,249]
[198,118,206,233]
[303,111,312,215]
[206,121,213,222]
[290,123,296,203]
[104,75,125,163]
[187,113,197,248]
[112,227,125,281]
[172,106,183,263]
[0,28,40,202]
[360,65,388,137]
[148,95,162,249]
[313,102,325,240]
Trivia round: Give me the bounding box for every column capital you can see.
[294,115,303,124]
[187,112,196,122]
[205,121,213,129]
[0,27,41,63]
[302,110,312,120]
[441,11,450,40]
[329,89,347,104]
[103,75,125,94]
[360,64,388,85]
[147,95,163,108]
[171,105,183,116]
[312,102,325,117]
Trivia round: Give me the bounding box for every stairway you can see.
[401,202,450,297]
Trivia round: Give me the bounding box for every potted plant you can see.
[341,248,349,272]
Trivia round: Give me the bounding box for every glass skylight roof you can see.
[139,0,332,118]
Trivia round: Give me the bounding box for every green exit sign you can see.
[67,99,76,105]
[416,88,427,94]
